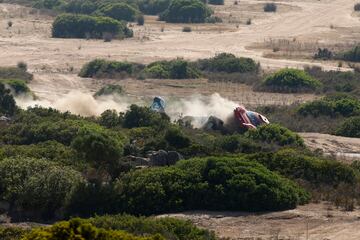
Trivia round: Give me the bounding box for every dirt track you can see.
[160,203,360,240]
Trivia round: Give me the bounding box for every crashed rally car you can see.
[234,106,270,129]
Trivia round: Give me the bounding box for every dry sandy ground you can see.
[160,203,360,240]
[300,133,360,163]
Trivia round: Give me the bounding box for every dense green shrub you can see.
[138,0,170,15]
[336,116,360,138]
[94,84,124,97]
[248,148,358,185]
[52,14,133,39]
[216,134,261,153]
[63,0,98,14]
[0,141,80,167]
[0,226,28,240]
[298,94,360,117]
[159,0,212,23]
[164,127,191,149]
[355,3,360,11]
[116,156,309,214]
[339,45,360,62]
[1,79,30,94]
[71,126,124,165]
[264,3,277,12]
[79,59,141,78]
[314,48,333,60]
[261,68,322,93]
[88,215,216,240]
[123,104,170,129]
[208,0,224,5]
[137,14,145,25]
[22,218,163,240]
[145,59,201,79]
[197,53,259,73]
[0,66,33,82]
[246,124,304,147]
[0,82,17,116]
[97,3,139,22]
[0,157,84,220]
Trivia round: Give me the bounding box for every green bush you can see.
[116,156,309,214]
[79,59,141,78]
[22,218,163,240]
[0,82,17,116]
[264,3,277,12]
[208,0,224,5]
[145,59,201,79]
[197,53,259,73]
[246,124,304,147]
[97,3,139,22]
[355,3,360,11]
[137,14,145,25]
[71,126,124,165]
[216,134,261,153]
[94,84,124,97]
[248,148,358,185]
[261,68,322,93]
[88,215,216,240]
[52,14,133,39]
[0,157,84,220]
[164,127,191,149]
[63,0,98,14]
[123,104,170,129]
[298,94,360,117]
[1,79,30,95]
[138,0,170,15]
[0,226,28,240]
[339,45,360,62]
[336,116,360,138]
[159,0,212,23]
[0,66,33,82]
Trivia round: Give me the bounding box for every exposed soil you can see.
[159,203,360,240]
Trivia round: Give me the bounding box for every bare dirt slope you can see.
[160,203,360,240]
[300,133,360,163]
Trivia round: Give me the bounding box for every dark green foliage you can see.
[123,104,170,129]
[79,59,142,78]
[0,82,17,116]
[52,14,133,39]
[99,109,124,128]
[145,59,201,79]
[305,66,360,94]
[208,0,223,5]
[339,45,360,62]
[22,218,163,240]
[88,215,216,240]
[0,66,33,82]
[298,94,360,117]
[355,3,360,11]
[261,68,322,93]
[71,126,124,165]
[0,141,80,167]
[0,157,84,220]
[336,116,360,138]
[1,79,30,94]
[248,148,358,186]
[164,127,191,149]
[197,53,259,73]
[117,156,309,215]
[63,0,98,14]
[0,226,28,240]
[159,0,212,23]
[137,0,170,15]
[94,84,124,97]
[314,48,333,60]
[264,3,277,12]
[182,26,192,32]
[246,124,304,147]
[97,3,139,22]
[137,14,145,25]
[216,134,261,153]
